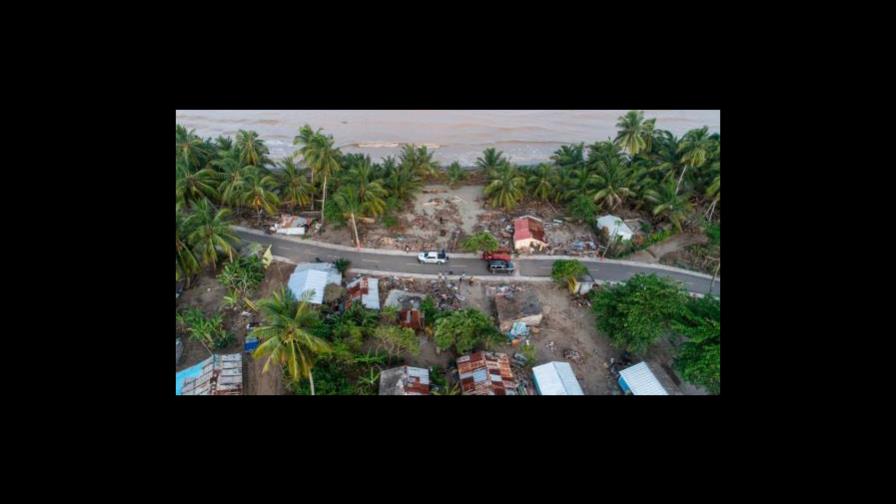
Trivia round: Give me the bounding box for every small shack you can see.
[346,276,380,310]
[596,214,634,242]
[287,263,342,305]
[513,216,547,253]
[271,214,311,236]
[532,361,584,395]
[457,352,517,395]
[385,289,426,330]
[379,366,430,395]
[618,362,669,396]
[495,288,543,333]
[177,354,243,395]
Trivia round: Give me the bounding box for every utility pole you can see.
[708,258,719,296]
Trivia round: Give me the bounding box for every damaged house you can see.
[378,366,430,395]
[494,288,543,333]
[270,215,311,236]
[457,352,517,395]
[176,354,243,396]
[346,276,380,310]
[384,289,426,330]
[287,262,343,305]
[513,215,547,253]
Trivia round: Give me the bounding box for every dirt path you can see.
[627,233,708,264]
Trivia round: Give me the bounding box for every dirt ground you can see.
[176,261,296,395]
[628,232,709,264]
[368,276,696,395]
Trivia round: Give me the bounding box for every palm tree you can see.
[176,125,210,169]
[399,144,439,178]
[344,159,388,218]
[475,147,508,177]
[645,182,694,232]
[176,160,219,208]
[705,173,720,221]
[446,161,465,188]
[242,170,281,222]
[235,130,270,167]
[176,209,200,287]
[185,199,240,271]
[614,110,656,156]
[551,143,585,169]
[527,163,555,202]
[293,124,320,209]
[216,161,251,209]
[587,139,624,169]
[303,132,341,227]
[484,164,525,211]
[253,288,331,395]
[559,166,597,203]
[592,157,636,210]
[333,186,363,249]
[277,158,313,211]
[383,163,422,202]
[676,127,713,194]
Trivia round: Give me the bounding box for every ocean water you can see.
[175,110,720,167]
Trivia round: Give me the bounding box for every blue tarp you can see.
[175,361,204,395]
[507,321,529,340]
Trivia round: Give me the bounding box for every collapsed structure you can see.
[457,352,517,395]
[346,276,380,310]
[270,215,312,236]
[378,366,430,395]
[596,214,634,242]
[177,354,243,395]
[384,289,426,330]
[513,215,547,253]
[494,287,543,333]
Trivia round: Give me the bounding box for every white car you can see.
[417,251,448,264]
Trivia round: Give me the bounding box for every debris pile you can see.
[562,348,584,364]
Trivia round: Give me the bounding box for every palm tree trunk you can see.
[675,165,689,194]
[309,369,315,396]
[321,175,328,227]
[705,196,719,221]
[309,170,315,211]
[709,261,719,295]
[350,212,361,250]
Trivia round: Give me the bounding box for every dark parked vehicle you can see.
[488,260,515,274]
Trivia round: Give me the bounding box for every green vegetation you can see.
[433,309,503,354]
[551,259,588,292]
[589,273,720,393]
[475,111,720,234]
[373,325,420,358]
[672,296,720,394]
[446,162,465,187]
[252,288,331,395]
[591,274,688,354]
[333,258,351,275]
[217,255,264,305]
[461,231,500,253]
[177,308,234,351]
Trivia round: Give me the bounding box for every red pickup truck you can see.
[482,250,512,262]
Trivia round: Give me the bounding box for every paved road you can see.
[235,229,720,296]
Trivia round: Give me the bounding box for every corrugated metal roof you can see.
[287,263,341,305]
[596,215,634,241]
[378,366,430,395]
[179,354,243,395]
[618,362,668,396]
[532,361,584,395]
[456,352,517,395]
[347,277,380,310]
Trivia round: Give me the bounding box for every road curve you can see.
[234,228,720,296]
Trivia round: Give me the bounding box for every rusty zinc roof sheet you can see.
[513,216,546,243]
[456,352,517,395]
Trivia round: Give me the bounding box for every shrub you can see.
[433,309,502,354]
[591,274,688,354]
[334,258,351,275]
[217,255,264,300]
[551,259,588,291]
[177,308,233,350]
[461,231,499,253]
